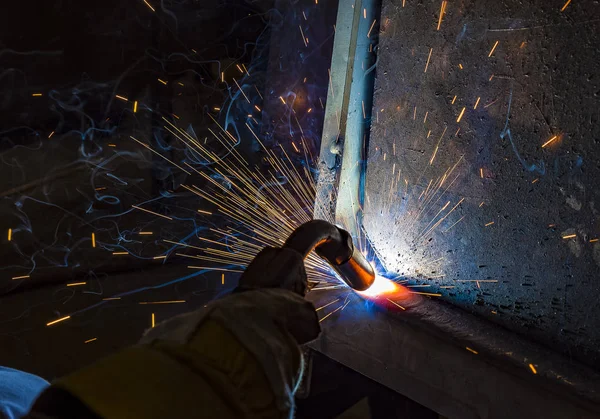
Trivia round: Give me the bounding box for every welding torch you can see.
[236,219,376,294]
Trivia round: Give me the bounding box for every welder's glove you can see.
[234,246,309,296]
[27,249,320,419]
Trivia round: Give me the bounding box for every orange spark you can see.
[424,47,433,73]
[139,300,186,305]
[488,41,499,57]
[541,135,558,148]
[560,0,572,12]
[316,298,340,311]
[132,204,173,220]
[46,316,70,327]
[367,19,377,38]
[436,1,447,31]
[143,0,155,12]
[456,107,466,122]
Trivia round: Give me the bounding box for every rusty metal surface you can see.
[363,0,600,369]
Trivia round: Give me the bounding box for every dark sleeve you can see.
[25,387,100,419]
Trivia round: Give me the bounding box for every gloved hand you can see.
[28,246,320,419]
[233,246,310,296]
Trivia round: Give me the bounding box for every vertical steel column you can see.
[333,0,378,238]
[313,0,379,240]
[313,0,364,223]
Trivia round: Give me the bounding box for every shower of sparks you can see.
[46,316,70,327]
[488,41,499,57]
[126,117,341,287]
[424,47,433,73]
[436,1,447,31]
[560,0,572,11]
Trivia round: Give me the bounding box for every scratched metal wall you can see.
[363,0,600,368]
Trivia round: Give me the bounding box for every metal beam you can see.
[308,289,600,419]
[313,0,364,224]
